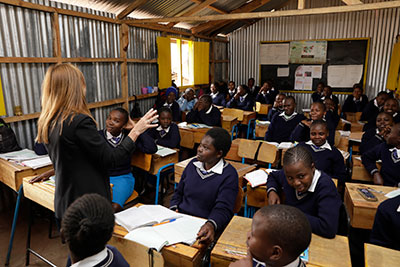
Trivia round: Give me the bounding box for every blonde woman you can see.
[32,63,158,221]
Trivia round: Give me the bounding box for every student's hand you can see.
[128,109,158,141]
[229,248,253,267]
[379,126,392,138]
[29,169,55,184]
[234,93,240,100]
[302,120,312,127]
[193,101,200,111]
[373,172,384,185]
[197,221,215,244]
[267,191,280,205]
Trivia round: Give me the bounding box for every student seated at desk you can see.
[342,83,369,113]
[186,94,221,126]
[361,91,389,131]
[170,128,238,244]
[267,146,342,238]
[298,120,346,185]
[383,98,400,124]
[370,195,400,251]
[266,93,286,121]
[311,82,324,103]
[360,112,393,155]
[210,83,226,107]
[255,80,279,105]
[148,107,180,149]
[320,86,339,107]
[63,194,129,267]
[177,87,197,113]
[230,205,311,267]
[264,96,306,143]
[226,84,255,111]
[248,77,260,99]
[226,81,236,103]
[158,87,181,122]
[361,123,400,186]
[323,98,340,129]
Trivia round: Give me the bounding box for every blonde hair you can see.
[36,63,94,143]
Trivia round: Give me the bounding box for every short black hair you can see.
[248,78,255,82]
[283,145,313,168]
[205,127,231,157]
[62,194,114,259]
[158,106,172,116]
[277,93,286,98]
[311,101,326,112]
[229,81,235,85]
[257,205,311,262]
[112,107,129,124]
[284,95,296,104]
[317,81,325,87]
[376,111,393,121]
[377,91,389,97]
[310,119,328,131]
[240,84,249,93]
[324,85,332,91]
[353,83,363,92]
[200,94,212,105]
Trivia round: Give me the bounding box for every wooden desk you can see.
[23,176,54,211]
[211,216,351,267]
[221,115,238,133]
[241,111,256,125]
[351,157,382,182]
[178,127,209,149]
[364,243,400,267]
[344,183,397,229]
[0,158,53,191]
[246,185,267,208]
[131,151,179,175]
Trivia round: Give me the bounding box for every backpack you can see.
[130,95,143,119]
[0,118,21,153]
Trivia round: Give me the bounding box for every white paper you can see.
[244,169,269,188]
[312,65,323,78]
[295,77,304,90]
[277,67,289,77]
[327,65,363,88]
[278,142,295,149]
[295,66,305,77]
[21,156,52,169]
[385,188,400,198]
[303,77,313,90]
[156,145,176,157]
[260,43,290,65]
[302,66,313,77]
[0,149,45,162]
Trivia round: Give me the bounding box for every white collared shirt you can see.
[279,112,298,121]
[163,102,172,108]
[305,140,332,151]
[70,247,108,267]
[228,89,236,95]
[308,169,322,193]
[210,92,219,99]
[106,131,122,144]
[239,93,248,102]
[374,98,379,108]
[205,105,213,114]
[253,257,303,267]
[193,158,224,177]
[156,125,170,133]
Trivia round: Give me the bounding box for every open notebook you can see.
[244,169,277,188]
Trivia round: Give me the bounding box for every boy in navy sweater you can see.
[255,80,279,105]
[342,84,369,113]
[360,112,393,155]
[170,128,238,244]
[267,146,342,238]
[148,107,181,149]
[226,84,255,111]
[230,205,311,267]
[264,96,306,143]
[370,195,400,251]
[361,123,400,187]
[266,93,286,121]
[312,82,324,103]
[383,98,400,123]
[320,86,339,106]
[210,83,226,107]
[186,94,221,126]
[361,91,389,131]
[226,81,236,103]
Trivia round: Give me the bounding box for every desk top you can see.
[22,176,55,212]
[364,243,400,266]
[211,216,351,267]
[345,183,395,209]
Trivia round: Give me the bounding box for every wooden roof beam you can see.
[167,0,217,28]
[117,0,147,20]
[342,0,363,5]
[189,0,228,14]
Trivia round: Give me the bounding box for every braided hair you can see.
[61,194,115,259]
[283,145,314,168]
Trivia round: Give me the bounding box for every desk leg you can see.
[5,185,23,266]
[155,163,174,205]
[26,199,33,266]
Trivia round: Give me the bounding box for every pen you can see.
[152,218,176,227]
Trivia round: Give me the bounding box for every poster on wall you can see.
[260,43,289,65]
[327,65,363,88]
[293,65,323,90]
[289,41,327,64]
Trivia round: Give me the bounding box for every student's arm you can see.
[332,150,347,184]
[198,108,221,126]
[186,109,199,123]
[166,124,181,149]
[264,114,277,141]
[242,99,255,111]
[135,130,158,154]
[361,144,384,185]
[169,167,187,210]
[34,142,48,155]
[266,170,283,205]
[226,98,236,108]
[370,200,396,249]
[290,123,306,142]
[177,96,188,112]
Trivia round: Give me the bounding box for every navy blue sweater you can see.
[264,113,306,143]
[298,142,346,184]
[212,93,226,107]
[290,119,336,146]
[267,170,341,238]
[255,88,279,105]
[147,123,181,149]
[360,128,384,155]
[361,100,380,131]
[266,107,282,121]
[170,158,238,231]
[66,245,129,267]
[312,92,323,103]
[158,101,181,122]
[226,95,255,111]
[342,95,369,113]
[361,142,400,186]
[186,105,221,126]
[370,195,400,251]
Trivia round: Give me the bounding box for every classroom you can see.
[1,0,400,266]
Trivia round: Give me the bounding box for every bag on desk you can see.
[0,118,21,153]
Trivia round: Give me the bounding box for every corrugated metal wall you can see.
[229,0,400,110]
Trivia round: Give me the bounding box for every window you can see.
[170,38,194,87]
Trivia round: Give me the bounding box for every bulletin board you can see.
[259,38,370,94]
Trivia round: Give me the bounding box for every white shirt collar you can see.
[305,140,332,150]
[374,98,378,108]
[389,147,400,153]
[163,102,172,107]
[376,128,380,135]
[279,112,297,120]
[353,96,363,102]
[205,105,213,114]
[240,94,248,102]
[210,92,219,98]
[193,158,224,176]
[229,89,235,94]
[70,247,108,267]
[308,169,321,193]
[156,125,170,133]
[252,257,302,267]
[106,131,122,143]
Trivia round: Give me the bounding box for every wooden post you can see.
[120,23,130,110]
[211,40,215,83]
[51,12,62,63]
[298,0,305,10]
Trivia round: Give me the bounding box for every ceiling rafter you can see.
[166,0,217,28]
[189,0,228,14]
[342,0,363,5]
[117,0,147,20]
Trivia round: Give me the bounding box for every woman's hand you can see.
[373,172,384,185]
[229,248,253,267]
[197,221,215,244]
[128,109,158,141]
[29,169,55,184]
[267,190,280,205]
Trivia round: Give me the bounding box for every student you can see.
[255,80,279,105]
[267,146,342,238]
[210,83,226,107]
[99,108,157,212]
[230,205,311,267]
[312,82,324,103]
[320,86,339,106]
[266,93,286,121]
[33,63,158,220]
[148,107,181,149]
[264,96,306,143]
[160,86,181,122]
[361,123,400,186]
[370,195,400,251]
[359,112,393,155]
[177,87,197,112]
[361,91,389,131]
[342,84,369,113]
[170,128,238,244]
[226,81,236,103]
[323,98,340,129]
[63,194,129,267]
[298,120,346,184]
[226,85,255,111]
[186,94,221,126]
[248,78,260,98]
[383,98,400,123]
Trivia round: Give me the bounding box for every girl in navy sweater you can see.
[383,98,400,124]
[148,107,180,149]
[170,128,238,244]
[360,112,393,155]
[226,84,255,111]
[311,82,324,103]
[361,91,389,131]
[210,83,226,107]
[186,94,221,126]
[342,84,369,113]
[158,87,181,122]
[267,146,342,238]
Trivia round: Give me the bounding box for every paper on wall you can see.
[327,65,363,88]
[303,77,313,90]
[295,77,304,90]
[311,65,323,78]
[260,43,289,65]
[277,67,289,77]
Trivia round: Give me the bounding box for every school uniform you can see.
[393,112,400,124]
[248,86,260,99]
[298,141,346,184]
[267,169,341,238]
[255,88,279,105]
[361,142,400,187]
[177,96,197,112]
[361,99,381,131]
[266,107,283,121]
[170,158,238,231]
[264,112,306,143]
[34,142,47,155]
[227,89,236,101]
[325,110,340,130]
[320,95,339,106]
[211,92,226,107]
[342,95,369,113]
[226,94,255,111]
[163,101,181,122]
[147,123,180,149]
[186,105,221,126]
[359,128,385,155]
[312,92,323,103]
[370,195,400,251]
[67,245,129,267]
[290,119,336,146]
[253,257,306,267]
